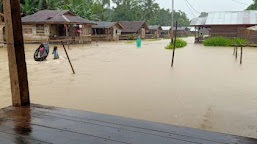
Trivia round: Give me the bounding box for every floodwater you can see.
[1,37,257,138]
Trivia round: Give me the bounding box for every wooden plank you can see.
[0,105,257,144]
[3,0,30,106]
[0,120,125,144]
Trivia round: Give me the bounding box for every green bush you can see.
[165,39,187,49]
[203,36,247,46]
[128,34,136,40]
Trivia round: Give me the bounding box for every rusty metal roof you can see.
[190,17,207,26]
[206,11,257,25]
[22,10,95,25]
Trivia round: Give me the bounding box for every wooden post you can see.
[65,24,70,49]
[233,45,236,55]
[171,21,178,67]
[235,46,238,59]
[61,41,75,74]
[3,0,30,106]
[171,0,174,43]
[240,46,243,64]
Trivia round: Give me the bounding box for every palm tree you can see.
[143,0,159,22]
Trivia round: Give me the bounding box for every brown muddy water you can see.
[1,37,257,138]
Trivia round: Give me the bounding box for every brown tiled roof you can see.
[119,21,148,33]
[22,10,95,25]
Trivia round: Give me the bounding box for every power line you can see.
[232,0,249,5]
[183,0,197,17]
[184,0,200,14]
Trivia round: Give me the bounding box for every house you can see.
[160,26,190,38]
[160,26,171,38]
[146,25,162,39]
[21,10,96,44]
[92,21,124,41]
[176,27,190,37]
[191,11,257,43]
[190,17,209,42]
[119,21,148,40]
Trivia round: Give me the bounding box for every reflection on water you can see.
[1,38,257,138]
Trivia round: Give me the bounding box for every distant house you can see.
[119,21,148,40]
[146,25,162,39]
[22,10,96,44]
[191,11,257,43]
[176,27,190,37]
[161,26,171,38]
[92,21,124,41]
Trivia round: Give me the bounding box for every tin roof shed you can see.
[205,11,257,26]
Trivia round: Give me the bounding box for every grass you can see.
[165,39,187,49]
[203,36,247,46]
[147,39,161,41]
[125,40,136,44]
[163,37,171,39]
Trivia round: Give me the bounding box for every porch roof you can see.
[22,10,96,25]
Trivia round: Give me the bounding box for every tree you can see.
[0,0,191,26]
[247,0,257,10]
[143,0,159,23]
[199,12,208,17]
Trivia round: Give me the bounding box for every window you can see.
[23,28,32,34]
[36,24,44,34]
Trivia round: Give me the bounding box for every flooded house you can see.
[146,25,162,39]
[92,21,124,41]
[21,10,95,44]
[191,11,257,43]
[119,21,148,40]
[175,27,190,37]
[160,26,171,38]
[190,17,209,43]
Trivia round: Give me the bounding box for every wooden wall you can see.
[23,24,50,43]
[209,25,257,43]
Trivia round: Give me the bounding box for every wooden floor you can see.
[0,104,256,144]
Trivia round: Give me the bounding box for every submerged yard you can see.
[1,37,257,138]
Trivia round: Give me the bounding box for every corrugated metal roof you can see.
[161,26,171,31]
[22,10,95,25]
[205,11,257,25]
[190,17,207,26]
[148,25,162,30]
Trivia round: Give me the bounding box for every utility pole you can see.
[171,0,174,43]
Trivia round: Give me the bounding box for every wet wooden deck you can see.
[0,104,256,144]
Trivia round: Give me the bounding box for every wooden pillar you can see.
[3,0,30,106]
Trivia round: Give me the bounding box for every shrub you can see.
[165,39,187,49]
[203,36,247,46]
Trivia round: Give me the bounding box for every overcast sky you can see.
[156,0,253,19]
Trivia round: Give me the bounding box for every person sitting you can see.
[52,46,59,59]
